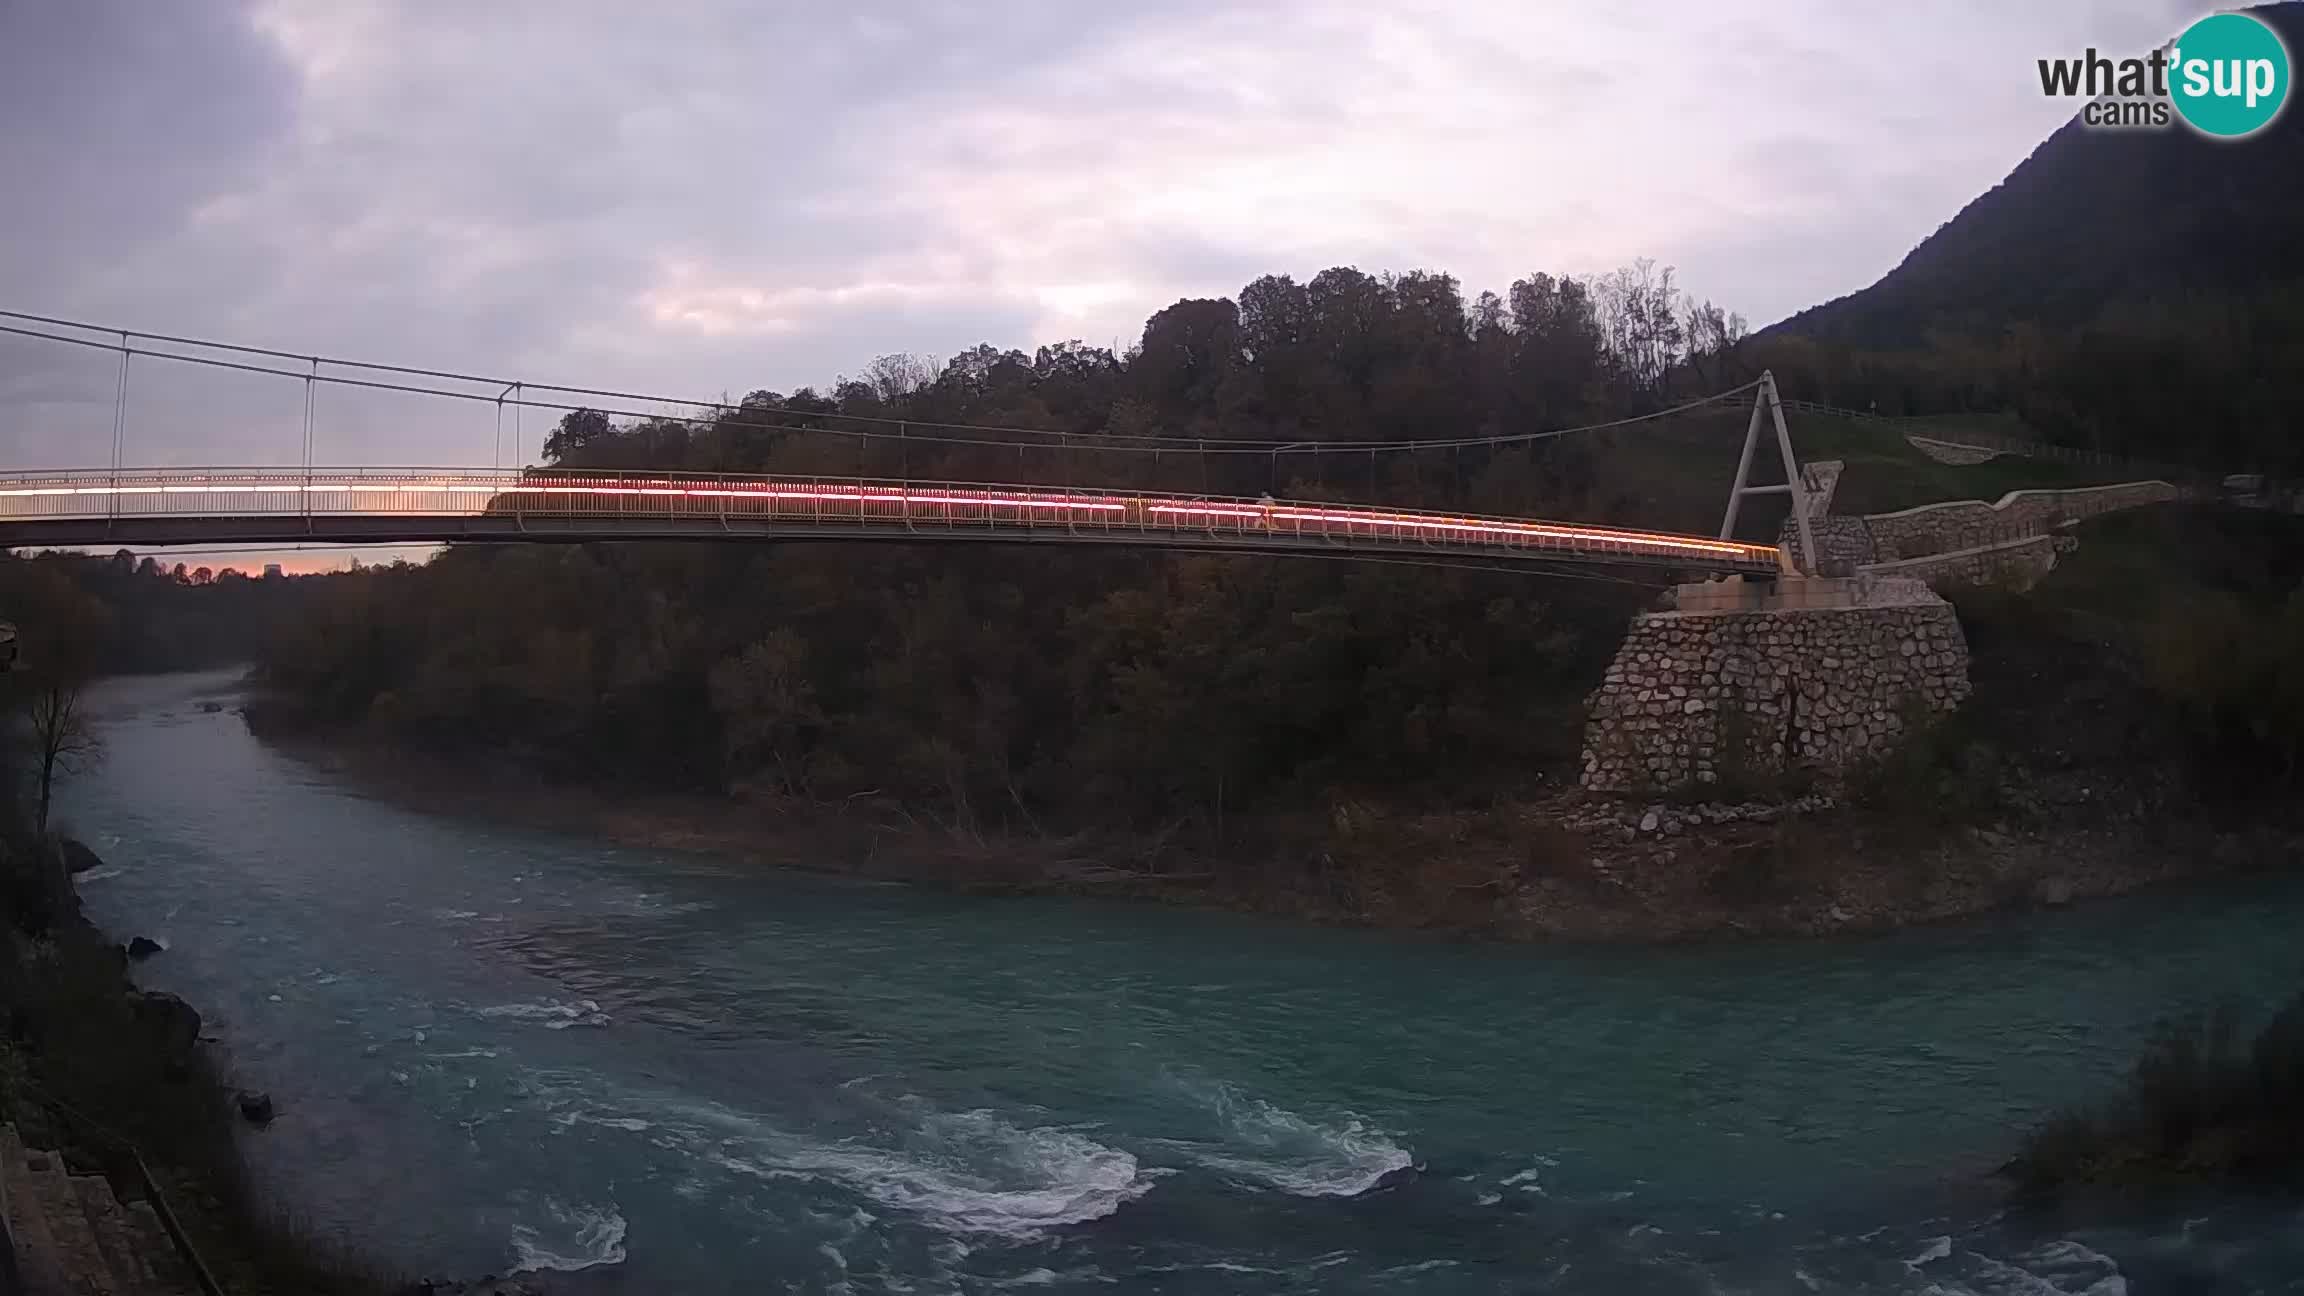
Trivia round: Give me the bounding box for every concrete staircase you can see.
[2,1123,200,1296]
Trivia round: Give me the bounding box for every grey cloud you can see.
[0,0,295,305]
[0,1,295,430]
[1108,233,1297,308]
[0,0,2239,482]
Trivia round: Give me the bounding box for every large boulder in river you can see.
[1368,1162,1421,1193]
[235,1090,275,1125]
[126,936,163,960]
[59,838,104,875]
[127,990,202,1071]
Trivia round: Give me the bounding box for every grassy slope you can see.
[1797,415,2121,517]
[1945,501,2304,819]
[2027,503,2304,617]
[1577,406,2147,543]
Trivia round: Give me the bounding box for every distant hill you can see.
[1756,2,2304,473]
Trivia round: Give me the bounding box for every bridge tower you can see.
[1579,373,1973,795]
[1718,370,1818,576]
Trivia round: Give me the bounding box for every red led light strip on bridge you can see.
[0,480,1124,511]
[0,478,1776,562]
[1144,503,1765,558]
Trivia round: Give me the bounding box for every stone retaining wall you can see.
[1580,588,1970,794]
[1785,516,1877,570]
[1860,533,2070,592]
[1778,479,2179,569]
[1862,481,2179,560]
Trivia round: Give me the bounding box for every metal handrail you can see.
[0,466,1785,571]
[21,1090,226,1296]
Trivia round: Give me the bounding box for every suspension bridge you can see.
[0,312,1808,577]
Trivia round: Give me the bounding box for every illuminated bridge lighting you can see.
[0,469,1785,574]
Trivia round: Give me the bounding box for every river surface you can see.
[60,672,2304,1293]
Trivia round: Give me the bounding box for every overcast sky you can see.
[0,0,2207,503]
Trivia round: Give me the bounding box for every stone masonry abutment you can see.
[1579,577,1970,794]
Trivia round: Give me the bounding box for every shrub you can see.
[2006,989,2304,1194]
[1845,695,2006,833]
[2144,589,2304,799]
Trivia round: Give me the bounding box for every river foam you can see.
[474,997,612,1029]
[530,1077,1153,1243]
[744,1107,1152,1240]
[1168,1077,1414,1197]
[509,1197,628,1274]
[1958,1239,2129,1296]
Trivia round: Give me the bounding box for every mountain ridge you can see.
[1768,1,2304,349]
[1749,1,2304,471]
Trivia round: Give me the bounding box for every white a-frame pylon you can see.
[1717,370,1816,575]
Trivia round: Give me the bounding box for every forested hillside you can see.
[259,50,2304,847]
[259,261,1759,833]
[0,549,307,675]
[1752,1,2304,474]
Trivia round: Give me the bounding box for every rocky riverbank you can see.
[247,707,2299,944]
[1494,793,2293,941]
[0,832,577,1296]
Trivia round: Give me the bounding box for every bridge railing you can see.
[0,466,1783,572]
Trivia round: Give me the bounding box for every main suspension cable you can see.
[2,310,1760,460]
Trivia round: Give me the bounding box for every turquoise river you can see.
[60,672,2304,1293]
